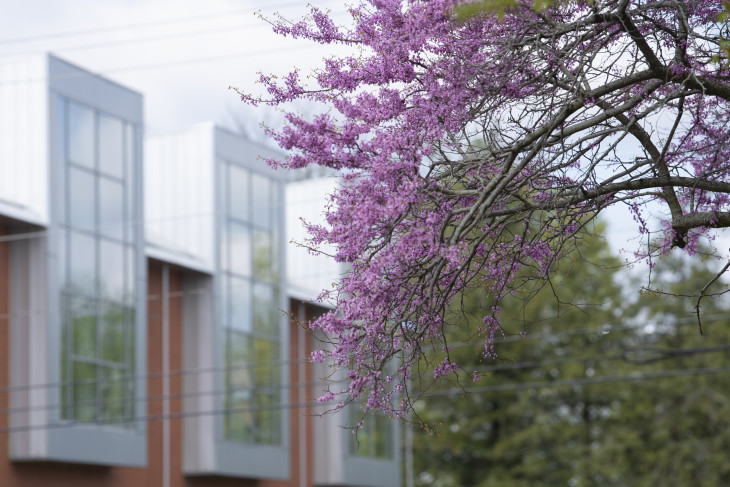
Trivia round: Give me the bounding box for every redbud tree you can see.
[241,0,730,415]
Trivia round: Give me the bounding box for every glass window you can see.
[99,240,125,302]
[229,165,250,221]
[251,174,272,229]
[124,123,136,241]
[349,409,395,459]
[226,390,252,442]
[68,102,95,168]
[100,367,125,424]
[100,303,125,363]
[253,283,275,337]
[60,97,137,429]
[71,362,97,422]
[68,167,96,232]
[226,331,253,442]
[253,392,278,445]
[222,162,282,446]
[69,232,97,295]
[125,245,135,304]
[228,276,251,332]
[99,114,124,179]
[228,222,251,276]
[71,298,96,358]
[253,230,272,282]
[99,177,125,241]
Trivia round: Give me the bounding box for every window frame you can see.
[6,79,148,466]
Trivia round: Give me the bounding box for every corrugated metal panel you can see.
[0,55,49,225]
[144,124,215,271]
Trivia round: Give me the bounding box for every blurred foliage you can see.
[452,0,551,20]
[412,229,730,486]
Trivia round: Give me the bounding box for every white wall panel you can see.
[145,124,215,271]
[0,55,49,225]
[285,177,344,301]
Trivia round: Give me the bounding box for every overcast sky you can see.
[0,0,350,135]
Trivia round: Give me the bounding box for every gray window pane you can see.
[58,229,67,289]
[251,174,272,229]
[68,102,95,168]
[252,337,274,388]
[125,245,136,304]
[228,222,251,276]
[253,393,277,444]
[228,276,251,332]
[99,177,125,241]
[253,283,275,336]
[374,414,394,459]
[253,230,272,282]
[70,298,96,358]
[69,232,97,295]
[226,391,252,442]
[72,361,97,422]
[124,123,136,240]
[227,331,252,390]
[100,367,125,424]
[56,97,67,224]
[68,167,96,232]
[228,164,250,221]
[99,114,124,179]
[101,303,125,363]
[99,239,125,302]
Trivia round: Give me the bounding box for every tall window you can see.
[221,161,281,444]
[349,409,395,460]
[59,99,137,426]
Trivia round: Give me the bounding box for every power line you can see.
[4,363,730,434]
[0,1,329,47]
[426,364,730,397]
[0,399,322,435]
[5,5,348,58]
[0,42,334,87]
[5,342,729,417]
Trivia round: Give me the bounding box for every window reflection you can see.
[228,222,251,277]
[99,114,124,179]
[69,167,96,232]
[99,240,125,301]
[60,96,137,427]
[68,102,94,168]
[253,284,274,336]
[69,232,97,295]
[99,177,125,240]
[349,408,395,459]
[223,161,281,445]
[229,165,249,220]
[251,173,272,229]
[228,276,251,332]
[253,230,272,282]
[71,298,96,358]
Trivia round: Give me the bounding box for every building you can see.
[0,53,399,487]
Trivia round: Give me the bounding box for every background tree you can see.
[413,234,730,486]
[242,0,730,413]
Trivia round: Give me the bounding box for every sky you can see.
[0,0,350,135]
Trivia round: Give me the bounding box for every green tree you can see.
[413,233,730,486]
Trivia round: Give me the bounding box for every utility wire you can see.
[4,6,348,58]
[4,363,730,434]
[0,43,335,87]
[4,342,729,417]
[0,1,333,46]
[0,399,321,435]
[426,364,730,397]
